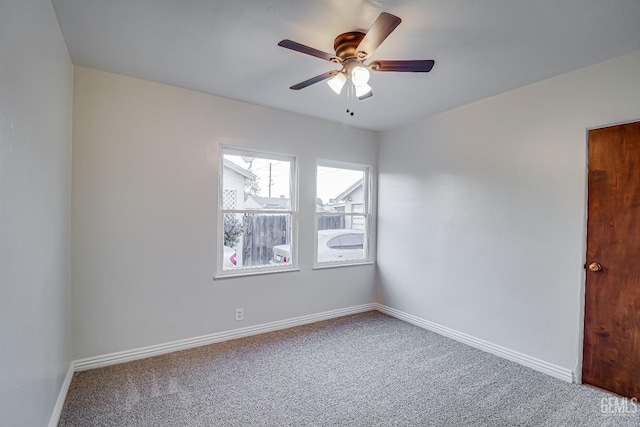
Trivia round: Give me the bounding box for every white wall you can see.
[72,67,378,359]
[378,51,640,374]
[0,0,73,425]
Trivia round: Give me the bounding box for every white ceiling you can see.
[51,0,640,131]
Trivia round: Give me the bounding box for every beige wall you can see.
[71,67,378,359]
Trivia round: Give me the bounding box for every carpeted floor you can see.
[58,311,639,426]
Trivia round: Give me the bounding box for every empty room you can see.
[2,0,640,426]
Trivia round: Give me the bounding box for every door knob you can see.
[588,262,602,272]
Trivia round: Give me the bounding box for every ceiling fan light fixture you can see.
[354,82,372,97]
[327,72,347,94]
[351,66,371,86]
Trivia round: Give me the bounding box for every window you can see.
[217,146,298,277]
[315,161,371,267]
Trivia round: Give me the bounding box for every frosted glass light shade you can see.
[351,66,371,86]
[327,72,347,94]
[355,83,372,97]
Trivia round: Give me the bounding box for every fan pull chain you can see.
[345,79,355,117]
[345,82,350,114]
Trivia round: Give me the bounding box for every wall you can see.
[378,51,640,374]
[72,67,378,359]
[0,0,73,425]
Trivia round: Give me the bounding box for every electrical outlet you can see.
[235,308,244,321]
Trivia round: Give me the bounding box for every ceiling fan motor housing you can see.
[333,31,367,60]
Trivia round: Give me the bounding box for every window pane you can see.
[223,213,291,270]
[223,154,291,211]
[317,215,366,263]
[316,166,364,213]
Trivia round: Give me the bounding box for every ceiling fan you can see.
[278,12,435,107]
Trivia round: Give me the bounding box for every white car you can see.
[272,229,365,264]
[223,246,238,269]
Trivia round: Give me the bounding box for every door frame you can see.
[577,119,640,385]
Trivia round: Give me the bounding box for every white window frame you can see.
[314,159,372,269]
[215,145,299,279]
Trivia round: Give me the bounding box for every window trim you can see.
[215,145,299,279]
[314,159,371,269]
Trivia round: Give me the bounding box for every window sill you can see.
[214,267,301,280]
[312,261,375,270]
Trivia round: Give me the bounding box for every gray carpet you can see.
[58,311,639,426]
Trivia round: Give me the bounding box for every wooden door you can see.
[583,121,640,398]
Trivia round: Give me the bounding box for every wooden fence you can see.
[242,214,291,266]
[318,215,345,230]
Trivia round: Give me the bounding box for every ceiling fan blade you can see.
[289,71,337,90]
[278,40,338,62]
[356,12,402,58]
[370,60,435,72]
[358,90,373,101]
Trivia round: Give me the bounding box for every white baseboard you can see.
[48,362,74,427]
[73,303,377,372]
[374,303,574,383]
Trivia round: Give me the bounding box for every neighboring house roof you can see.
[246,194,289,209]
[335,178,363,202]
[223,159,257,181]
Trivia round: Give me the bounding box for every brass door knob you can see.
[588,262,602,272]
